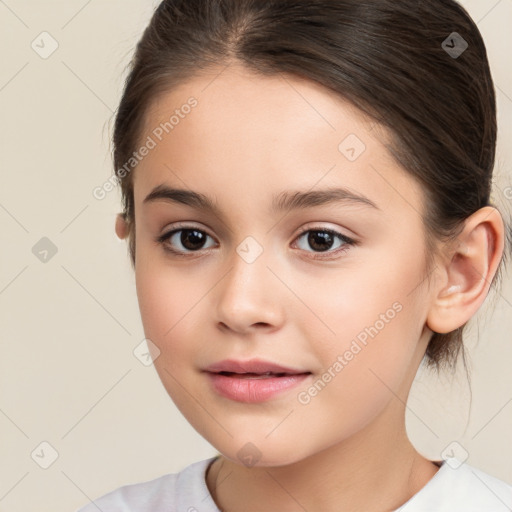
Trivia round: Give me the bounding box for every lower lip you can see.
[206,372,311,403]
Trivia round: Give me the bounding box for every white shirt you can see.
[75,456,512,511]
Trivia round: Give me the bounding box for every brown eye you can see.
[157,226,216,255]
[293,228,356,258]
[303,230,336,252]
[176,229,208,251]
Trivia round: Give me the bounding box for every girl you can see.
[78,0,512,510]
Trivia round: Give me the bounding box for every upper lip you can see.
[204,359,310,375]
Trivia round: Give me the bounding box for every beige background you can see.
[1,1,511,511]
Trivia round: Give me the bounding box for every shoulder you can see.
[454,462,512,510]
[74,457,219,512]
[399,458,512,512]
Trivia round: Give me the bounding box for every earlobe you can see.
[115,213,128,240]
[426,206,504,334]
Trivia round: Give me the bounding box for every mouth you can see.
[204,359,312,403]
[204,358,311,376]
[214,371,305,379]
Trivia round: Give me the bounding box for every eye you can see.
[156,224,357,259]
[292,227,356,259]
[157,224,216,256]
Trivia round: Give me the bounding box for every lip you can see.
[205,358,308,375]
[204,359,312,403]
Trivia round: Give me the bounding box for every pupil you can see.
[309,231,333,252]
[181,229,206,250]
[178,230,335,252]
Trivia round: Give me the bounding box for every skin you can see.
[115,62,504,512]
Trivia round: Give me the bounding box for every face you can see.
[129,63,436,467]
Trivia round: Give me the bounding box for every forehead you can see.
[133,63,425,223]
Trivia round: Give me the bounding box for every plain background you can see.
[1,1,511,511]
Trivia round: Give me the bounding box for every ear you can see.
[426,206,505,334]
[115,213,128,240]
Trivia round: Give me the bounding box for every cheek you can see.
[300,251,427,400]
[289,299,423,454]
[135,265,206,414]
[293,253,423,350]
[135,263,197,357]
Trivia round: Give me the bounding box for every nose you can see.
[215,248,285,335]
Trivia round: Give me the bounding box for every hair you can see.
[112,0,511,371]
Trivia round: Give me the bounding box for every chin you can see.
[208,434,315,469]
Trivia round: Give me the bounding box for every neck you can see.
[206,398,439,512]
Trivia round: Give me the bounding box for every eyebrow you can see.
[142,184,380,216]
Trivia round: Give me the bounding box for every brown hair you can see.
[112,0,510,370]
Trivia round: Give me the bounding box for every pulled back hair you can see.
[112,0,510,370]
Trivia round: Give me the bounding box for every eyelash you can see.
[156,223,357,260]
